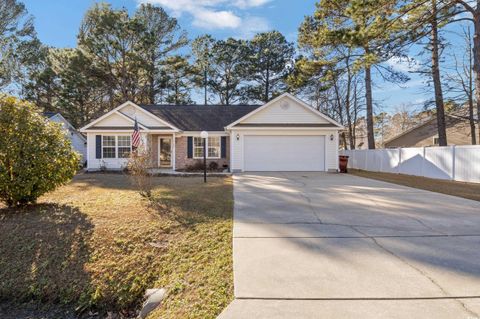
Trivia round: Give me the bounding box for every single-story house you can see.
[44,112,87,163]
[79,93,343,172]
[384,113,479,148]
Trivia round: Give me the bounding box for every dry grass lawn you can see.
[350,169,480,202]
[0,173,234,318]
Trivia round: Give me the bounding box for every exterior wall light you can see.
[330,134,334,141]
[236,134,240,141]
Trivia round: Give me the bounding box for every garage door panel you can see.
[244,135,325,171]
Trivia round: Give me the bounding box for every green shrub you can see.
[0,95,79,206]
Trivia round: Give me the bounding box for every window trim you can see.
[117,135,132,159]
[101,135,132,159]
[102,135,116,159]
[192,135,221,159]
[207,136,221,159]
[193,137,204,159]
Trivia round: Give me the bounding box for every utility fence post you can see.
[379,149,384,173]
[452,145,456,181]
[397,147,402,174]
[421,146,426,178]
[365,150,368,171]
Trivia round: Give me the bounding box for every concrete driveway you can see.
[219,172,480,318]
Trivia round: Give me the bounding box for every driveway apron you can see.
[219,172,480,318]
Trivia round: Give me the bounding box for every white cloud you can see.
[236,16,270,38]
[385,56,420,73]
[139,0,271,31]
[192,9,242,29]
[233,0,271,8]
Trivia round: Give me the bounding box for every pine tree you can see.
[207,38,249,105]
[135,3,187,104]
[192,35,215,105]
[0,0,41,91]
[299,0,408,149]
[245,31,295,103]
[161,55,195,105]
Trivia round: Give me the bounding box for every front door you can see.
[159,137,172,167]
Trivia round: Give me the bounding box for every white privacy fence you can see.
[341,145,480,183]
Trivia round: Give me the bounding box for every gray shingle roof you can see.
[85,126,171,130]
[139,104,261,131]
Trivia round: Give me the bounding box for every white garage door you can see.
[244,135,325,171]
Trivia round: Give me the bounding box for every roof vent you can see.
[280,101,290,110]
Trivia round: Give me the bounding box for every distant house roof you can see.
[384,110,477,147]
[139,104,261,131]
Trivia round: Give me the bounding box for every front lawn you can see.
[350,169,480,202]
[0,173,234,318]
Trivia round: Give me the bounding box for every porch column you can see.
[172,133,176,170]
[141,133,149,152]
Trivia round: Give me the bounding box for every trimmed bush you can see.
[208,161,219,171]
[0,96,79,206]
[185,160,205,172]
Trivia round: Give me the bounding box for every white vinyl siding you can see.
[86,133,147,171]
[95,113,133,127]
[119,104,172,127]
[242,99,329,124]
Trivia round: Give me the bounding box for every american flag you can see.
[132,118,141,150]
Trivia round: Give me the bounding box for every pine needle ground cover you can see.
[350,169,480,202]
[0,173,234,318]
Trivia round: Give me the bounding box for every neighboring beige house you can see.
[44,112,87,164]
[80,93,344,172]
[384,114,478,148]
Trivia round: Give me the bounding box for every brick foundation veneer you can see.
[175,136,230,170]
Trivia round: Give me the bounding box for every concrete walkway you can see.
[219,172,480,318]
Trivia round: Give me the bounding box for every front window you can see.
[208,136,220,158]
[193,137,204,158]
[193,136,221,158]
[117,136,131,158]
[102,136,116,158]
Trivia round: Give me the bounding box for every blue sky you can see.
[22,0,470,113]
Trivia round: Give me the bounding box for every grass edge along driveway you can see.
[350,169,480,202]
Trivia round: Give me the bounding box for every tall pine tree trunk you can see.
[204,68,208,105]
[466,30,477,144]
[265,64,270,102]
[431,0,447,146]
[468,94,477,144]
[332,79,347,149]
[364,64,375,149]
[345,58,354,150]
[474,11,480,144]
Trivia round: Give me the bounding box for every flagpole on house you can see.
[132,117,141,154]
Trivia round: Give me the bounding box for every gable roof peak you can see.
[225,93,344,129]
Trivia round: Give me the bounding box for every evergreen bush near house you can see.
[0,95,79,207]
